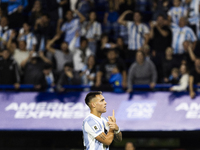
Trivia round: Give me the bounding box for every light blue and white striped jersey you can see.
[182,0,199,18]
[19,29,37,51]
[61,18,80,47]
[171,24,197,54]
[127,21,149,50]
[2,29,12,43]
[81,21,102,40]
[167,6,187,25]
[188,15,200,39]
[0,26,9,48]
[82,113,110,150]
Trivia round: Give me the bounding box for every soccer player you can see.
[82,91,122,150]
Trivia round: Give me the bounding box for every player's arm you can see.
[114,131,122,142]
[95,129,114,146]
[117,10,132,26]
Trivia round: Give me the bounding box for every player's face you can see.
[94,94,107,113]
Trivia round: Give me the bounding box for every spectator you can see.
[170,64,189,91]
[0,49,20,89]
[182,0,199,18]
[7,31,30,70]
[36,63,58,92]
[0,16,9,48]
[171,17,197,55]
[95,49,127,89]
[81,11,101,54]
[152,0,170,20]
[21,51,52,88]
[76,0,94,19]
[162,47,180,83]
[57,9,86,47]
[29,0,43,26]
[115,36,128,61]
[149,14,172,59]
[18,22,37,51]
[127,51,157,93]
[125,141,135,150]
[80,55,97,86]
[34,13,54,51]
[57,62,82,92]
[167,0,187,25]
[69,33,93,72]
[46,34,73,73]
[189,58,200,98]
[96,34,116,62]
[118,0,135,44]
[109,65,123,93]
[118,10,150,60]
[103,0,120,41]
[168,67,180,84]
[1,16,12,48]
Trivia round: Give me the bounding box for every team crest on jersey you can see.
[92,125,99,131]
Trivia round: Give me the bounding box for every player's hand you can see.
[108,110,119,131]
[108,110,116,123]
[190,91,196,99]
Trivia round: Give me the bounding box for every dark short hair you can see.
[80,36,88,44]
[64,62,73,68]
[43,63,52,70]
[85,91,102,106]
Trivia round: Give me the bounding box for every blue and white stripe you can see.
[167,6,187,25]
[127,21,149,50]
[81,21,102,40]
[19,32,37,51]
[171,25,197,54]
[82,114,109,150]
[61,18,80,47]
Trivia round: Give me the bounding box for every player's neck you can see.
[91,110,102,118]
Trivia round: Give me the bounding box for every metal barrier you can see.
[0,84,199,90]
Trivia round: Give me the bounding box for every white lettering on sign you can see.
[175,102,200,119]
[5,102,90,119]
[126,102,156,119]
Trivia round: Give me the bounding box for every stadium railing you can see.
[0,84,199,90]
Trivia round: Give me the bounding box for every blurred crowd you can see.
[0,0,200,98]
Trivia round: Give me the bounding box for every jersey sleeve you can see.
[61,23,66,32]
[167,8,172,16]
[84,119,102,138]
[127,21,133,30]
[143,24,150,34]
[187,28,197,42]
